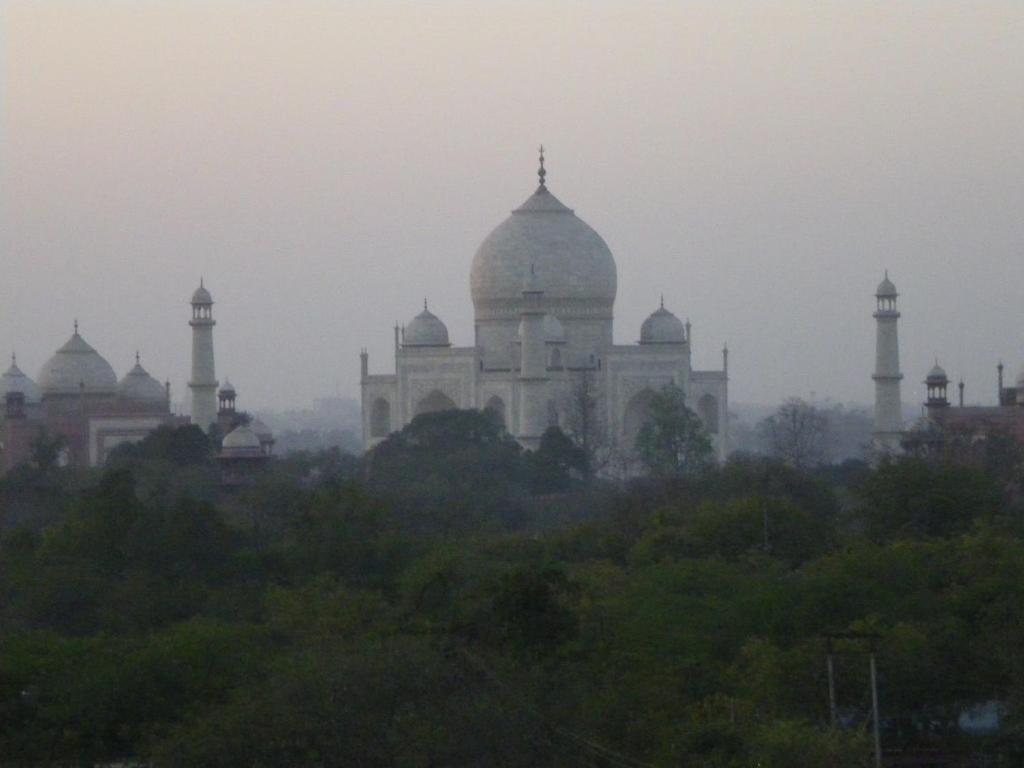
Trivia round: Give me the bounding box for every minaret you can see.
[517,263,549,449]
[872,272,903,452]
[188,279,218,432]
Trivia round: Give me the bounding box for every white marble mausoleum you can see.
[360,152,729,461]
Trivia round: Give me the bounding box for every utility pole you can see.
[870,650,882,768]
[763,500,770,553]
[825,637,837,728]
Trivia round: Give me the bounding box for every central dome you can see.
[38,330,118,396]
[470,183,617,311]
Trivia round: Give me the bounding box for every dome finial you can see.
[135,350,141,364]
[73,318,79,335]
[423,298,428,311]
[10,352,15,366]
[537,145,546,188]
[660,294,664,309]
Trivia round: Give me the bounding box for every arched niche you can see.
[698,393,719,434]
[484,395,506,428]
[623,389,657,447]
[370,397,391,438]
[547,400,560,428]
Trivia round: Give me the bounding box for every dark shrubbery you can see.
[1,418,1022,765]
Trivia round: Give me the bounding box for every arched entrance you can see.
[623,389,657,447]
[370,398,391,438]
[484,395,507,428]
[698,394,719,434]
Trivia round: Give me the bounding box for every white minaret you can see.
[188,279,218,432]
[517,264,549,449]
[872,272,903,453]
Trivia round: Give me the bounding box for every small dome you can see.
[876,273,897,298]
[38,330,118,396]
[403,303,450,347]
[191,280,213,305]
[219,379,236,396]
[640,303,686,344]
[926,362,948,383]
[118,357,167,401]
[543,314,566,343]
[0,355,41,403]
[221,424,263,455]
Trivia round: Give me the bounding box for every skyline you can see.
[3,2,1023,411]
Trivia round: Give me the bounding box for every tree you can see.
[853,455,1002,540]
[759,398,829,469]
[561,368,608,480]
[29,430,65,472]
[527,426,587,494]
[106,424,212,466]
[365,409,527,532]
[634,384,713,477]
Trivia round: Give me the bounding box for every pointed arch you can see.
[484,395,507,428]
[623,389,657,446]
[698,393,719,434]
[370,397,391,438]
[547,400,560,428]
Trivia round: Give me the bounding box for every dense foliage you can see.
[1,415,1023,766]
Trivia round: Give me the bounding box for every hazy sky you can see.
[2,1,1023,411]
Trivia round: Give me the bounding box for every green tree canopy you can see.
[634,384,713,477]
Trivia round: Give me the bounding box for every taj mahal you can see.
[361,151,729,461]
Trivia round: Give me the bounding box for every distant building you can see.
[0,281,272,472]
[360,150,729,460]
[0,333,181,471]
[870,273,1024,454]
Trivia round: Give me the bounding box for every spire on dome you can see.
[537,145,546,189]
[660,294,664,309]
[73,319,79,335]
[135,350,141,364]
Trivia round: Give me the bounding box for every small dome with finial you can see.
[926,360,948,383]
[118,352,167,401]
[1,353,42,403]
[403,301,450,347]
[191,278,213,305]
[640,298,687,344]
[876,271,897,298]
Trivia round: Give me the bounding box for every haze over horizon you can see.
[3,2,1022,412]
